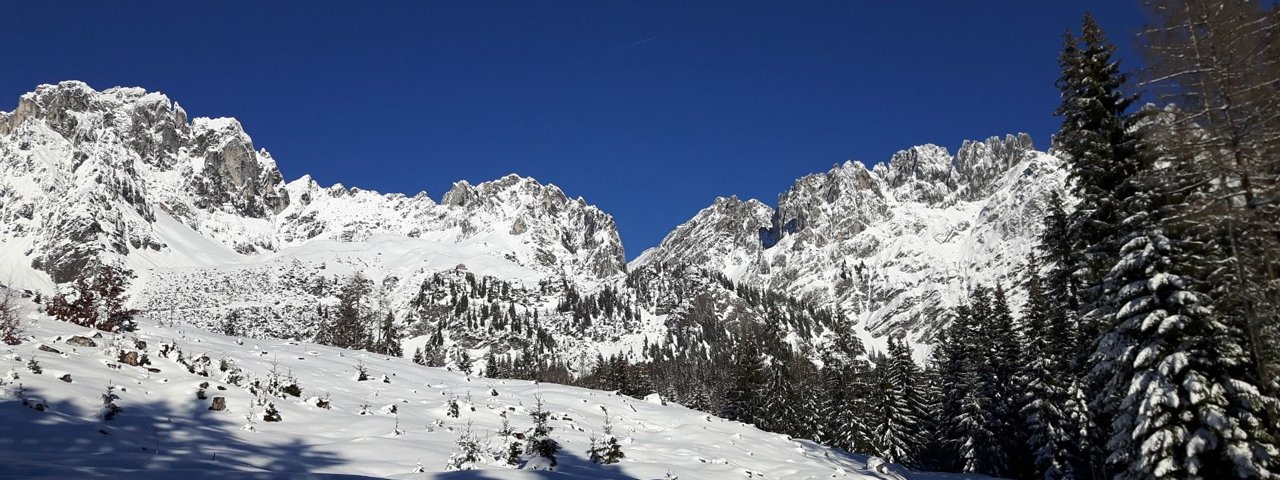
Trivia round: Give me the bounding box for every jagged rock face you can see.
[188,118,289,217]
[275,174,627,281]
[634,134,1065,346]
[437,175,626,280]
[0,82,626,287]
[0,82,295,281]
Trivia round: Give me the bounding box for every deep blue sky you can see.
[1,2,1146,258]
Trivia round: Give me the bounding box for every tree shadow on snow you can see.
[0,384,378,479]
[433,450,640,480]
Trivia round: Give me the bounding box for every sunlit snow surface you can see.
[0,295,984,479]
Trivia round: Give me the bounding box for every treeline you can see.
[919,4,1280,478]
[476,4,1280,478]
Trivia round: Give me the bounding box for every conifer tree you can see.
[1053,15,1141,332]
[330,273,372,349]
[1019,255,1085,479]
[722,340,765,425]
[757,357,800,436]
[444,422,482,471]
[1090,97,1280,479]
[868,338,923,467]
[372,311,402,357]
[1140,0,1280,413]
[524,396,559,470]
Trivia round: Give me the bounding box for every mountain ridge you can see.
[1,81,1066,360]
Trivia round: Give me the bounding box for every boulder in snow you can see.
[66,336,96,347]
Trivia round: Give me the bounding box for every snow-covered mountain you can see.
[1,81,1068,365]
[633,134,1068,348]
[0,81,624,292]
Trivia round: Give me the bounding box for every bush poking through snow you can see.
[26,357,41,375]
[45,265,138,333]
[588,409,625,465]
[0,287,23,345]
[523,396,559,470]
[262,402,282,422]
[444,421,482,471]
[446,395,460,418]
[99,383,122,420]
[355,360,369,382]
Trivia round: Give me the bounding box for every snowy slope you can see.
[0,293,974,479]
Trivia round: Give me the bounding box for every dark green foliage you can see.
[525,396,559,469]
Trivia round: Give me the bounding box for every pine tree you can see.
[444,422,482,471]
[99,383,122,420]
[372,311,402,357]
[930,326,967,472]
[588,409,625,465]
[721,340,765,425]
[330,273,372,350]
[524,396,559,470]
[1140,0,1280,415]
[1090,101,1280,479]
[1053,15,1141,334]
[868,338,923,467]
[757,357,801,436]
[1019,255,1086,479]
[950,287,1011,476]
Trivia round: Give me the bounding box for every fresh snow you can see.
[0,294,963,479]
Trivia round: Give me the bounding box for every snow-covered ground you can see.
[0,295,976,479]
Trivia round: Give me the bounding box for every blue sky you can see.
[1,1,1145,258]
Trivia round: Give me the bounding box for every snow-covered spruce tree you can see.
[1019,255,1087,480]
[928,325,966,471]
[588,409,625,465]
[913,360,948,472]
[1140,0,1280,411]
[444,421,482,471]
[789,352,824,441]
[721,340,765,425]
[262,402,282,422]
[989,285,1033,476]
[945,286,1018,476]
[1090,109,1280,479]
[446,395,460,418]
[326,273,372,350]
[756,356,801,436]
[524,396,559,470]
[1053,14,1142,337]
[99,383,122,420]
[866,337,924,467]
[813,318,872,452]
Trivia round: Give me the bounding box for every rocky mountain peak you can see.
[633,134,1067,346]
[0,82,629,287]
[954,133,1036,200]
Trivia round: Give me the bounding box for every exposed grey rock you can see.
[66,336,97,347]
[634,135,1065,343]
